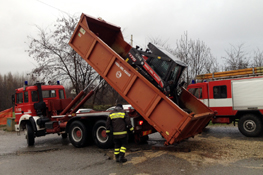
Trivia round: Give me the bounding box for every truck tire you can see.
[92,120,113,149]
[69,121,88,148]
[238,114,263,137]
[26,123,35,146]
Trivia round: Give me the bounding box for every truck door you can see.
[187,83,209,106]
[208,80,233,116]
[15,91,33,123]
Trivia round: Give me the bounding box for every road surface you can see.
[1,125,263,175]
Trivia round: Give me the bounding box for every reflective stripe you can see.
[120,147,126,153]
[142,130,152,136]
[113,131,127,135]
[130,127,134,131]
[109,112,125,119]
[106,130,110,133]
[114,148,120,155]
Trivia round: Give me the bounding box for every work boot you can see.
[115,154,120,162]
[119,152,127,163]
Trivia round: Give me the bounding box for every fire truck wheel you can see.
[26,123,35,146]
[238,114,263,137]
[92,120,113,149]
[69,121,88,148]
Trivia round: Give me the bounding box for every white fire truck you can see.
[187,67,263,137]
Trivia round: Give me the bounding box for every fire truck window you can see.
[188,88,202,99]
[24,92,28,103]
[196,88,202,98]
[51,90,56,97]
[16,93,23,103]
[32,91,38,102]
[59,90,65,99]
[213,86,227,98]
[188,88,195,95]
[42,90,56,98]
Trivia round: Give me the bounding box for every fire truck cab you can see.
[187,68,263,137]
[14,82,72,142]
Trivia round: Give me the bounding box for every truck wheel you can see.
[238,114,263,137]
[92,120,113,149]
[25,123,35,146]
[69,121,88,148]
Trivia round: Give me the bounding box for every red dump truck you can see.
[68,14,214,145]
[15,13,214,148]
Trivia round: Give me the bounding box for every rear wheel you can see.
[69,121,88,148]
[25,123,35,146]
[92,120,113,149]
[238,114,263,137]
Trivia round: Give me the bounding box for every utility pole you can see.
[130,34,133,47]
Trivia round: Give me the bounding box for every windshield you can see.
[148,57,170,79]
[167,65,183,82]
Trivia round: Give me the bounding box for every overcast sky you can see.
[1,0,263,75]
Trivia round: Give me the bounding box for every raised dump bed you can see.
[69,13,214,145]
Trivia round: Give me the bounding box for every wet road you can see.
[1,125,263,175]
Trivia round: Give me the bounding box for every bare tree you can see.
[26,14,97,95]
[0,72,27,111]
[175,32,217,84]
[222,43,250,71]
[252,48,263,67]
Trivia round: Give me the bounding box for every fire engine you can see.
[187,67,263,137]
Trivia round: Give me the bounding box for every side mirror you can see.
[12,95,15,104]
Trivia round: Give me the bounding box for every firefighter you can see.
[106,104,134,163]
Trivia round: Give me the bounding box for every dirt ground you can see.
[173,135,262,167]
[123,125,263,169]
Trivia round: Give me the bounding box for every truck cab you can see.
[188,80,232,118]
[14,82,72,136]
[188,79,239,125]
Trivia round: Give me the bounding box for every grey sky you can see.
[1,0,263,75]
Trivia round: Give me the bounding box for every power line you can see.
[36,0,68,14]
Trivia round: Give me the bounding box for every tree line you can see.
[0,73,25,111]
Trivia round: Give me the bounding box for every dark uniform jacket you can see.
[106,106,133,139]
